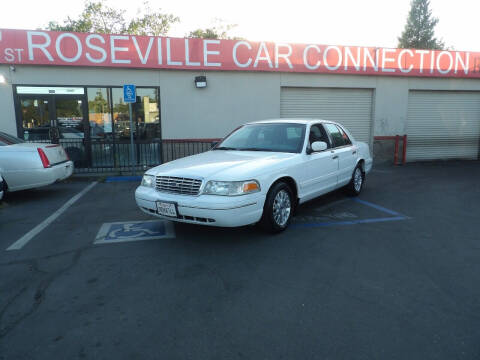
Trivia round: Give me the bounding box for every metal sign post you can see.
[123,85,136,175]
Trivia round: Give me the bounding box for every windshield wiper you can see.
[213,146,239,150]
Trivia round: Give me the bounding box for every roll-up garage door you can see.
[406,91,480,161]
[280,87,373,143]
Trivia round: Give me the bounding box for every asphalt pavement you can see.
[1,161,479,360]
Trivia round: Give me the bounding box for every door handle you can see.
[332,155,339,160]
[352,150,357,155]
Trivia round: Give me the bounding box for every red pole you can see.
[394,135,399,165]
[402,135,407,164]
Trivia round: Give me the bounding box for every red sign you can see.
[1,28,480,78]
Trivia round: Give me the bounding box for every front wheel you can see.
[260,182,293,233]
[346,164,365,196]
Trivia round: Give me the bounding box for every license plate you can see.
[156,201,177,217]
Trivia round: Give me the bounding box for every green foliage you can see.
[398,0,444,49]
[187,19,240,39]
[46,0,179,36]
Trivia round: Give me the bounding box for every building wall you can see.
[1,64,480,142]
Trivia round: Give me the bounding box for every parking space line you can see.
[292,198,409,229]
[292,216,407,229]
[352,198,403,216]
[6,182,98,251]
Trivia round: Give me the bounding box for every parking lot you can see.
[1,161,480,360]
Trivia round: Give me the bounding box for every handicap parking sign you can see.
[123,84,136,103]
[95,220,175,244]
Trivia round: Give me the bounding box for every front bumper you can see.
[135,185,266,227]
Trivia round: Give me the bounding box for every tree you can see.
[47,0,179,36]
[398,0,444,49]
[187,19,240,39]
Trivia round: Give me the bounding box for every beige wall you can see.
[1,64,480,139]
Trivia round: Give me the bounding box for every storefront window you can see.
[111,87,160,140]
[112,88,130,140]
[136,88,160,140]
[87,88,113,140]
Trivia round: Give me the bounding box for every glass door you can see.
[54,95,88,167]
[18,90,88,167]
[55,96,86,140]
[19,96,51,141]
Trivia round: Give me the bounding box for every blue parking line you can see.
[291,216,407,229]
[105,176,142,183]
[352,198,403,216]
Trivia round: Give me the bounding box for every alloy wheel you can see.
[272,189,291,227]
[354,167,363,192]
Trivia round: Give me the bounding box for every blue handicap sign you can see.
[123,84,136,103]
[95,220,175,244]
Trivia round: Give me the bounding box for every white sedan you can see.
[135,119,372,232]
[0,131,74,193]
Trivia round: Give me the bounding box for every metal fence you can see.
[28,138,219,174]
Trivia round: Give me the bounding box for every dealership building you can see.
[1,29,479,171]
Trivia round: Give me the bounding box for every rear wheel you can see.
[346,164,365,196]
[260,182,293,233]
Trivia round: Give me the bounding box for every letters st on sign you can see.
[1,29,479,78]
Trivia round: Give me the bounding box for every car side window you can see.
[309,124,331,149]
[336,125,352,145]
[324,123,350,148]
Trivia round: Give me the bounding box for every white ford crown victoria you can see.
[135,119,372,232]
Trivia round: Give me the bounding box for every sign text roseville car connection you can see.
[1,29,480,78]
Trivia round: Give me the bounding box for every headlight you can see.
[203,180,260,196]
[141,174,155,187]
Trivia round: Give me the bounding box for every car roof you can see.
[247,118,340,126]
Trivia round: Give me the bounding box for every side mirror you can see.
[311,141,327,152]
[211,141,219,149]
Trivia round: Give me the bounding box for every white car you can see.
[135,119,373,232]
[0,131,74,193]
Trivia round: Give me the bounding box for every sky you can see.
[1,0,479,51]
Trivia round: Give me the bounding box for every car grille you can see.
[155,176,202,195]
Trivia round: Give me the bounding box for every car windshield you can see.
[215,123,306,153]
[0,131,25,145]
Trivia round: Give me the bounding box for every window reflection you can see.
[56,98,84,139]
[136,88,160,140]
[112,87,160,140]
[88,88,113,139]
[112,88,130,140]
[21,98,50,141]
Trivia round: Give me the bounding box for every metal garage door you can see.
[406,91,480,161]
[280,87,374,143]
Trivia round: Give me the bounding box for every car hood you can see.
[148,150,298,180]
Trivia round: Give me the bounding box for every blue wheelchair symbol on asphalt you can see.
[95,220,175,244]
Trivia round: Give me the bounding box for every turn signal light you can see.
[243,181,260,193]
[37,148,50,168]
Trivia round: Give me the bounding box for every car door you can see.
[323,123,357,187]
[300,124,339,201]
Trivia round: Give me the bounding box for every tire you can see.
[346,164,365,196]
[260,182,294,233]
